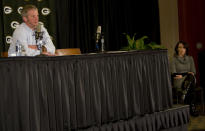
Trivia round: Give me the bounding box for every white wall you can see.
[158,0,179,60]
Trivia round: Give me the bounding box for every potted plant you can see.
[121,33,165,51]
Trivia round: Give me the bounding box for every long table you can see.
[0,50,185,131]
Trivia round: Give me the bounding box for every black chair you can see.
[172,73,204,114]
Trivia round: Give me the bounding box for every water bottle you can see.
[95,42,99,52]
[37,40,43,54]
[16,40,22,56]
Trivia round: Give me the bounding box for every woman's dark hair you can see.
[174,41,189,55]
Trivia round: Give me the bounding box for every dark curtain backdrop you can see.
[0,0,160,54]
[178,0,205,89]
[0,0,4,53]
[0,0,57,55]
[55,0,160,53]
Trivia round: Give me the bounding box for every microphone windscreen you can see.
[97,26,101,34]
[37,23,42,33]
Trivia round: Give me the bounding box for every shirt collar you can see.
[22,23,35,32]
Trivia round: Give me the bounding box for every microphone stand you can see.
[35,31,44,54]
[95,32,101,52]
[100,33,105,52]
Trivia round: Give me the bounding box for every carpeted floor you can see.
[188,115,205,131]
[188,104,205,131]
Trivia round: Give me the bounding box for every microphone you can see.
[35,23,43,40]
[96,26,101,43]
[35,23,44,53]
[37,23,41,33]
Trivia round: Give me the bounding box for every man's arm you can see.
[42,27,55,54]
[8,25,40,56]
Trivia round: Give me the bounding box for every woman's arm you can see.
[189,56,196,75]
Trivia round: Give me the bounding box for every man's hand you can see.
[28,45,55,56]
[28,45,38,50]
[42,51,55,56]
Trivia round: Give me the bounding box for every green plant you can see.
[121,33,165,51]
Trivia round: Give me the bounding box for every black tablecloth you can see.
[78,105,190,131]
[0,50,173,131]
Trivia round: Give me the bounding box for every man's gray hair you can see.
[21,5,38,17]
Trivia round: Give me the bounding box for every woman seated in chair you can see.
[170,41,199,116]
